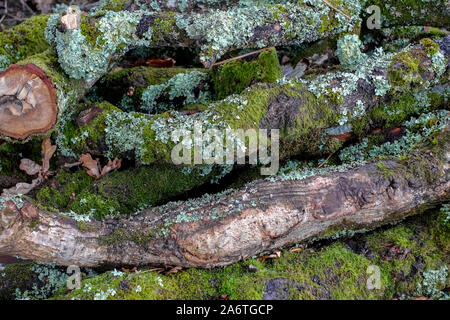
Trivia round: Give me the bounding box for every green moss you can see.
[365,0,450,27]
[80,16,103,47]
[152,12,177,42]
[97,66,203,110]
[0,15,50,69]
[433,205,450,251]
[68,193,120,219]
[101,0,128,12]
[388,26,447,41]
[61,101,122,154]
[213,47,282,100]
[29,217,40,229]
[420,38,440,56]
[0,263,37,300]
[388,51,421,92]
[0,141,41,177]
[68,164,219,217]
[36,170,93,211]
[375,162,397,180]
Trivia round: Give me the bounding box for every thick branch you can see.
[48,0,360,80]
[64,42,449,164]
[0,127,448,268]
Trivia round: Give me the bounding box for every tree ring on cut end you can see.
[0,64,57,140]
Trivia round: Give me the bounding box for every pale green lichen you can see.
[49,1,361,80]
[141,70,211,114]
[416,265,449,299]
[335,34,366,71]
[50,9,150,81]
[339,110,449,163]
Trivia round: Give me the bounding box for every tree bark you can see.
[0,126,448,268]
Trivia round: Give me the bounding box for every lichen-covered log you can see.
[0,124,448,268]
[49,209,450,300]
[361,0,450,28]
[61,40,449,165]
[97,0,450,28]
[46,0,360,81]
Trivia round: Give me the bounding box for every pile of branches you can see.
[0,0,449,268]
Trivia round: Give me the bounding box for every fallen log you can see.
[97,0,450,28]
[60,41,449,164]
[48,0,361,80]
[0,124,448,268]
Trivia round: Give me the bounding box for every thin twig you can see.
[211,48,271,68]
[318,152,335,168]
[0,0,8,25]
[321,0,352,21]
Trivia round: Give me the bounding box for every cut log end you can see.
[0,64,57,140]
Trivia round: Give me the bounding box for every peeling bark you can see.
[0,127,448,268]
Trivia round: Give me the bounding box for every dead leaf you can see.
[1,178,40,197]
[145,58,176,68]
[79,154,101,179]
[80,154,121,179]
[257,250,281,263]
[41,137,57,175]
[2,138,56,197]
[100,158,122,176]
[21,203,39,219]
[19,159,41,176]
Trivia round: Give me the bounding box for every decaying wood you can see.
[0,64,57,140]
[0,127,448,268]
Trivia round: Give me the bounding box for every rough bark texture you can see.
[0,127,448,268]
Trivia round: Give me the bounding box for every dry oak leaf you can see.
[19,159,41,176]
[1,179,40,197]
[101,158,122,177]
[41,137,57,175]
[79,154,122,179]
[21,203,39,219]
[79,154,101,179]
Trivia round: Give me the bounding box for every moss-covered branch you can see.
[60,41,448,165]
[0,15,51,72]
